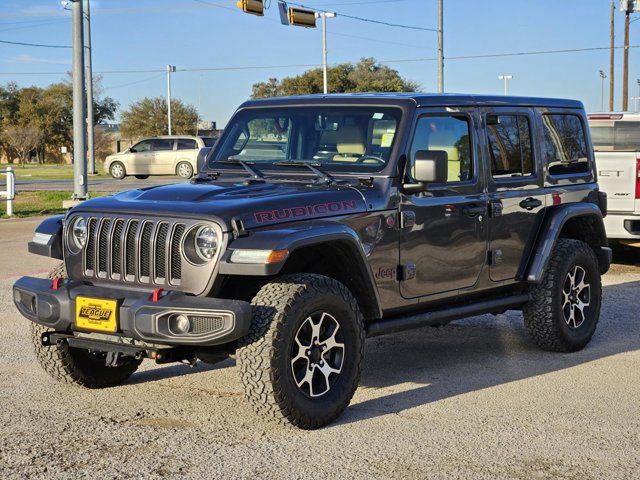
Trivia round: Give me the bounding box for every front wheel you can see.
[237,274,365,429]
[523,239,602,352]
[109,161,126,179]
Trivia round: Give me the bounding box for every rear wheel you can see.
[237,274,365,429]
[523,239,602,352]
[109,161,126,179]
[31,263,141,388]
[176,161,193,179]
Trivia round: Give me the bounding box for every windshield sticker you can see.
[254,200,358,223]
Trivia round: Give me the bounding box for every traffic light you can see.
[237,0,264,16]
[287,6,317,28]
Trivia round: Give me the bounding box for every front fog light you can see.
[170,314,190,334]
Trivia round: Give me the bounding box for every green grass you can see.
[3,164,105,181]
[0,191,107,219]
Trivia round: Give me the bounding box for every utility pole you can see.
[437,0,444,93]
[166,64,176,135]
[72,0,87,200]
[498,74,513,96]
[600,70,607,111]
[623,9,631,111]
[316,11,336,94]
[85,0,96,175]
[609,0,615,110]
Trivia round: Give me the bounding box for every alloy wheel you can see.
[562,265,591,329]
[290,312,345,398]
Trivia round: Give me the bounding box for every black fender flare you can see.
[526,203,609,283]
[219,220,383,319]
[27,215,64,260]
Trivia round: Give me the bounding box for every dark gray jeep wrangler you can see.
[14,93,611,429]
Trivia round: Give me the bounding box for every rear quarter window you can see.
[541,114,590,176]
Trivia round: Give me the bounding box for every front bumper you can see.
[13,276,251,347]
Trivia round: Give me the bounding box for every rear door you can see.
[589,117,639,212]
[481,107,546,282]
[399,108,488,299]
[150,138,176,174]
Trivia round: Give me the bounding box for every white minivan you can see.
[588,113,640,246]
[104,135,216,180]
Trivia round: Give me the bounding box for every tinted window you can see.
[487,115,533,178]
[590,121,640,151]
[151,139,173,151]
[541,114,590,176]
[177,139,197,150]
[410,115,473,183]
[132,140,152,152]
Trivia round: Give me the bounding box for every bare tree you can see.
[1,125,45,166]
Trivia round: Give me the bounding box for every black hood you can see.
[72,181,368,231]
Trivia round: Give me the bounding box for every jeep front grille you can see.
[84,216,187,286]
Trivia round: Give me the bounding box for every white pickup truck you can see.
[588,113,640,247]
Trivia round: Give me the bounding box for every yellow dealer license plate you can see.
[75,297,118,333]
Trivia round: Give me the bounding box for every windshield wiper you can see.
[217,159,264,180]
[272,161,335,185]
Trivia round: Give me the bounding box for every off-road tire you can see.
[176,161,193,179]
[109,161,126,180]
[523,239,602,352]
[30,263,141,388]
[237,274,365,429]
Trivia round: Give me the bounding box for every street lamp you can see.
[600,70,607,111]
[498,75,513,96]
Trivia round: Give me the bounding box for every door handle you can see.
[519,197,542,210]
[462,204,486,216]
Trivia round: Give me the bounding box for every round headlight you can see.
[195,226,218,261]
[70,217,87,251]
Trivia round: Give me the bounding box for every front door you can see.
[399,108,488,299]
[128,139,154,174]
[481,107,546,281]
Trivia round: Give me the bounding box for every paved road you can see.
[0,221,638,479]
[6,176,187,193]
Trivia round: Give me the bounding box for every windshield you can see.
[209,106,401,172]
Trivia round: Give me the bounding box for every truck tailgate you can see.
[595,151,637,212]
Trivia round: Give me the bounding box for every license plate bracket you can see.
[75,296,118,333]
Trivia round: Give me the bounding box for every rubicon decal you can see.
[254,200,358,223]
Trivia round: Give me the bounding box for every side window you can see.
[132,140,152,152]
[541,114,590,175]
[410,115,473,183]
[151,139,173,151]
[177,139,197,150]
[487,115,533,178]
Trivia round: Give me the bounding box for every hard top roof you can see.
[240,92,584,110]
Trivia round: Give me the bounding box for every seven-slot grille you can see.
[83,216,187,286]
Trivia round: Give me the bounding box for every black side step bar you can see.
[41,332,194,364]
[366,294,529,337]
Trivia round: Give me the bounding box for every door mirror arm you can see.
[402,181,427,194]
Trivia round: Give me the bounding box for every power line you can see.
[2,44,638,76]
[0,38,70,48]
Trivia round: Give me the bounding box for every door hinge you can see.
[400,211,416,229]
[487,249,503,266]
[489,201,503,218]
[397,263,417,281]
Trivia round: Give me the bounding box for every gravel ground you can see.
[0,223,638,479]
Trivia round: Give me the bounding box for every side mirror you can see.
[129,147,137,153]
[196,147,212,174]
[403,150,448,193]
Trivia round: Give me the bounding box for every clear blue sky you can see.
[0,0,638,126]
